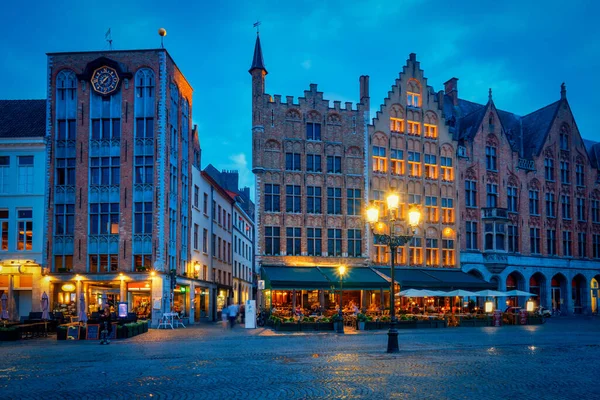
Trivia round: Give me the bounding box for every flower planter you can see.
[397,320,417,329]
[275,323,300,332]
[378,322,391,329]
[357,321,366,331]
[0,329,19,341]
[460,318,491,327]
[300,322,318,331]
[364,321,379,330]
[317,322,334,331]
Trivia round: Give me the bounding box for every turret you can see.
[249,34,267,126]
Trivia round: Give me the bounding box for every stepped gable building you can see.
[368,54,458,269]
[447,80,600,314]
[44,49,194,327]
[250,33,370,269]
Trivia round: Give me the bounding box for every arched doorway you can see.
[467,269,484,280]
[529,272,546,308]
[571,274,587,314]
[591,275,600,314]
[506,271,525,307]
[551,273,567,314]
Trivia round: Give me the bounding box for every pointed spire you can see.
[561,82,566,99]
[488,88,493,102]
[249,33,267,75]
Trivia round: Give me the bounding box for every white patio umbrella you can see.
[78,293,88,323]
[422,290,448,297]
[396,289,429,297]
[445,290,478,313]
[1,293,9,319]
[41,292,50,320]
[504,290,536,297]
[474,290,508,297]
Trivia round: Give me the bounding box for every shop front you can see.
[127,282,152,319]
[194,286,210,321]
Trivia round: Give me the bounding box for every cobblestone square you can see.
[1,318,599,399]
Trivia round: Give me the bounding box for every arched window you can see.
[55,70,77,141]
[560,125,569,151]
[56,70,77,101]
[407,79,421,107]
[135,68,155,98]
[134,69,155,139]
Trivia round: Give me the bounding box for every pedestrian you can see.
[228,302,238,329]
[239,303,245,324]
[221,304,229,330]
[99,306,112,345]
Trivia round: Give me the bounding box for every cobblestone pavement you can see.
[1,317,599,399]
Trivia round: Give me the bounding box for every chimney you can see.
[359,75,370,110]
[444,77,459,106]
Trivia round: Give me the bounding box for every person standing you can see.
[228,302,238,329]
[99,306,112,345]
[221,304,229,330]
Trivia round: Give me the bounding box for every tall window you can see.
[307,228,322,256]
[442,198,454,223]
[0,156,9,193]
[425,196,438,223]
[391,149,404,175]
[485,146,497,171]
[0,210,8,251]
[18,156,34,193]
[407,92,420,107]
[286,185,301,213]
[136,68,155,98]
[409,237,423,265]
[56,158,76,186]
[592,199,600,223]
[530,228,541,254]
[466,221,478,250]
[193,224,199,250]
[327,187,342,215]
[560,128,569,150]
[90,156,120,185]
[578,232,587,258]
[562,231,572,257]
[507,225,519,253]
[306,123,321,141]
[594,234,600,259]
[373,190,385,212]
[372,146,386,172]
[55,204,74,235]
[424,154,437,179]
[306,154,322,172]
[265,227,280,255]
[486,184,498,208]
[424,124,437,138]
[560,161,570,184]
[425,238,438,266]
[390,118,404,133]
[57,70,77,101]
[203,193,208,215]
[134,156,153,184]
[347,229,361,257]
[544,158,555,181]
[135,118,154,138]
[529,190,539,215]
[407,121,420,136]
[442,239,454,266]
[57,120,76,141]
[327,228,342,256]
[547,229,557,256]
[193,186,199,208]
[89,203,119,235]
[577,198,586,221]
[306,186,322,214]
[92,118,121,140]
[285,153,301,171]
[561,195,571,220]
[441,157,453,181]
[203,229,208,253]
[408,151,421,176]
[507,186,518,212]
[347,189,361,216]
[327,155,342,173]
[576,164,585,186]
[286,227,301,256]
[89,254,118,273]
[264,184,280,212]
[545,193,556,218]
[465,181,477,207]
[374,241,388,264]
[134,202,153,234]
[16,209,33,251]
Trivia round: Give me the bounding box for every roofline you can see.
[201,170,235,204]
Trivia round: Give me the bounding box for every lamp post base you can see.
[386,324,399,353]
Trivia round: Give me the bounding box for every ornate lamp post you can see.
[337,265,347,334]
[366,193,421,353]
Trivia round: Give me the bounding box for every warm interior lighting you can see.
[408,208,421,227]
[194,263,201,272]
[484,301,493,313]
[526,300,534,312]
[75,274,82,281]
[443,227,454,237]
[386,193,400,211]
[151,271,156,277]
[366,204,380,223]
[0,265,3,272]
[61,283,76,292]
[338,265,346,276]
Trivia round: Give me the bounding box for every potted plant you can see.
[300,316,318,331]
[356,313,368,330]
[0,326,19,341]
[56,325,68,340]
[317,317,334,331]
[331,313,343,332]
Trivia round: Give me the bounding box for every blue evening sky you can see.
[3,0,600,197]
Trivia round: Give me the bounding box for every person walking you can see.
[228,302,238,329]
[99,306,112,345]
[221,304,229,330]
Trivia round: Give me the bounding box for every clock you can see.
[91,66,120,95]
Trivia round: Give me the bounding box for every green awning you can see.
[317,267,389,290]
[261,266,330,290]
[374,267,495,291]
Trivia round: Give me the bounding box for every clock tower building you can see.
[44,49,197,327]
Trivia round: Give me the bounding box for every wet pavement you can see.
[1,317,599,399]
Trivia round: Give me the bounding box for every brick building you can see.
[44,49,195,327]
[368,54,458,269]
[449,81,600,314]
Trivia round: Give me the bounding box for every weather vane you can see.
[253,20,261,35]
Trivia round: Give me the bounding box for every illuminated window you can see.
[425,196,438,223]
[391,149,404,175]
[442,198,454,223]
[409,237,423,266]
[374,245,388,264]
[393,246,406,264]
[16,209,33,251]
[373,190,385,213]
[407,121,420,136]
[424,154,437,179]
[442,239,454,266]
[408,151,421,176]
[372,146,387,172]
[424,124,437,138]
[407,92,420,107]
[390,118,404,133]
[90,203,119,235]
[441,157,453,181]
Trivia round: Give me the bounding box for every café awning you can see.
[374,267,495,291]
[318,267,390,290]
[261,266,331,290]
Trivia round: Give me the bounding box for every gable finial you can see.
[561,82,566,100]
[488,88,492,101]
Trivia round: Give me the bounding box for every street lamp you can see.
[337,265,347,334]
[366,193,421,353]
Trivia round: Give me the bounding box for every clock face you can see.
[91,66,119,95]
